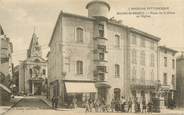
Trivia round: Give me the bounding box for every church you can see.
[19,32,47,96]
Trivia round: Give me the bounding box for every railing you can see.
[130,79,158,88]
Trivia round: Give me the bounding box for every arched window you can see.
[76,60,83,74]
[76,27,83,43]
[132,49,137,64]
[115,35,120,48]
[115,64,120,77]
[140,51,145,65]
[114,88,121,100]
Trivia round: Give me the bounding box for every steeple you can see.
[27,32,42,58]
[0,24,4,35]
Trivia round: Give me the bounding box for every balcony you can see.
[130,79,158,90]
[93,49,108,54]
[94,36,107,46]
[94,67,107,82]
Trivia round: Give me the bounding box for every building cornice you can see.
[129,27,161,42]
[158,46,178,53]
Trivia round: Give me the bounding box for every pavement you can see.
[0,96,23,115]
[2,96,184,115]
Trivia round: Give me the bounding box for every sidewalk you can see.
[0,96,23,115]
[160,108,184,114]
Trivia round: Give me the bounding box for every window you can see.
[132,67,136,80]
[76,27,83,42]
[98,24,104,37]
[43,69,46,75]
[141,68,145,82]
[172,75,175,86]
[98,73,105,81]
[150,53,154,67]
[140,51,145,65]
[115,64,120,77]
[150,41,154,49]
[172,59,175,69]
[98,45,106,52]
[131,33,136,45]
[76,61,83,74]
[163,73,167,85]
[99,53,105,60]
[115,35,120,48]
[151,70,154,81]
[164,57,167,67]
[140,38,145,47]
[132,49,137,64]
[30,69,32,77]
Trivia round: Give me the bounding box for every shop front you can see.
[64,81,97,108]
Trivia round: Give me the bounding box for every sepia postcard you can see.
[0,0,184,115]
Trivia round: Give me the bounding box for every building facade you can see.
[19,33,47,95]
[128,29,160,107]
[176,53,184,108]
[0,24,13,105]
[47,0,162,106]
[0,24,13,86]
[158,46,177,108]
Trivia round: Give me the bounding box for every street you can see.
[3,97,184,115]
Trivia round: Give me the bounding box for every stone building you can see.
[0,24,13,86]
[158,46,177,108]
[128,28,160,106]
[0,24,13,105]
[47,0,162,106]
[19,32,47,95]
[176,52,184,108]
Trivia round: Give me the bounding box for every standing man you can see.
[51,96,55,109]
[120,96,126,112]
[55,96,59,109]
[73,96,77,109]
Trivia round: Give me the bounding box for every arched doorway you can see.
[114,88,121,101]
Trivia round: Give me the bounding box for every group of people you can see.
[82,96,154,113]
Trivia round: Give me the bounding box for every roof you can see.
[86,0,111,11]
[48,11,95,46]
[0,24,4,35]
[158,46,178,53]
[129,27,161,42]
[48,11,161,47]
[28,33,38,50]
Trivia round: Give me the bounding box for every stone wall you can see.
[0,85,11,106]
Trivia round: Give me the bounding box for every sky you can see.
[0,0,184,65]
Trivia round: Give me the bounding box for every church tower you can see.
[27,32,42,58]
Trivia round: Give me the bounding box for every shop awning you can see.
[65,82,97,93]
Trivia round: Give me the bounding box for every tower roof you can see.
[0,24,4,35]
[27,32,42,58]
[86,0,111,11]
